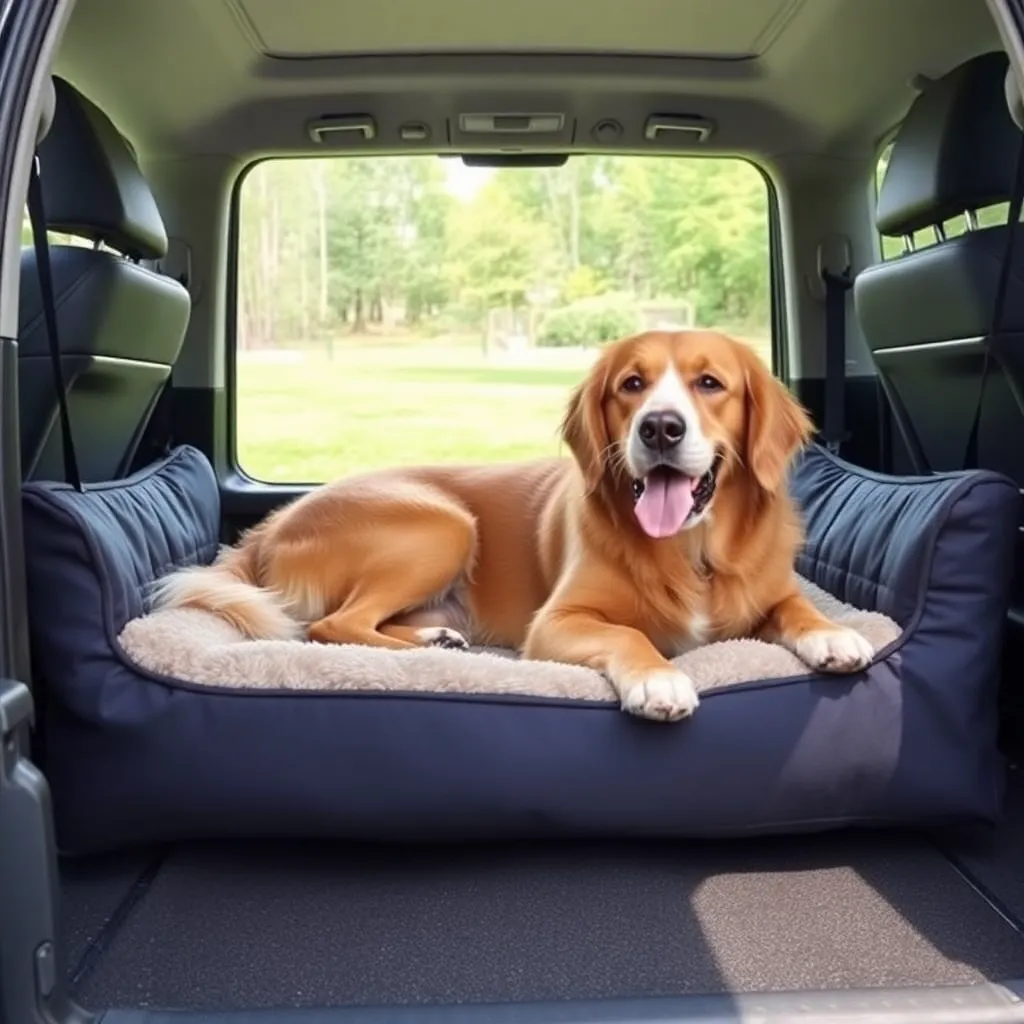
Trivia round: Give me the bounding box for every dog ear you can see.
[562,356,611,494]
[743,350,814,493]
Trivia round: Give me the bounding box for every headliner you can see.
[53,0,999,161]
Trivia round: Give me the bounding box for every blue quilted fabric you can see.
[20,444,1022,854]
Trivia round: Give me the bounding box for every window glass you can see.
[234,155,774,482]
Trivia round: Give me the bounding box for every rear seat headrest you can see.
[37,77,167,260]
[876,51,1021,238]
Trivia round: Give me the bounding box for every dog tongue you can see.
[634,471,695,538]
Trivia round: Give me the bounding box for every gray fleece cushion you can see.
[118,576,900,700]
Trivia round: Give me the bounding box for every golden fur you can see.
[153,330,873,721]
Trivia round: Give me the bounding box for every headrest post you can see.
[965,209,979,232]
[933,223,946,243]
[902,234,916,254]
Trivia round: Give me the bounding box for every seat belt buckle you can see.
[820,430,851,456]
[814,234,854,299]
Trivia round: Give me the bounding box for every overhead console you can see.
[452,110,571,145]
[305,106,718,153]
[450,110,574,148]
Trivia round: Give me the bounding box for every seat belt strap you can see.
[821,264,853,455]
[26,155,82,491]
[963,137,1024,471]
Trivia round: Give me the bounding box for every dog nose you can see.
[639,411,686,451]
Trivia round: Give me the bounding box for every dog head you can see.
[561,330,813,538]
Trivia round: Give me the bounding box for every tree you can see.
[444,177,560,314]
[235,153,773,349]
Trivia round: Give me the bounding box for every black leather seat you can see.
[18,77,190,483]
[855,51,1024,482]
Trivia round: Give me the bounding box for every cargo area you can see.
[8,0,1021,1019]
[56,771,1024,1011]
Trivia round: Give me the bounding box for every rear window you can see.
[233,155,774,483]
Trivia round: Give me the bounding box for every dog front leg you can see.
[758,589,873,674]
[525,608,699,721]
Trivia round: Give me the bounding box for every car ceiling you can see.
[54,0,998,160]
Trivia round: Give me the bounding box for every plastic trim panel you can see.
[100,982,1024,1024]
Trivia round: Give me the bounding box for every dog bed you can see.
[119,579,901,699]
[21,443,1021,855]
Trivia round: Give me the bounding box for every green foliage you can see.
[236,154,772,350]
[537,296,642,348]
[444,178,558,312]
[561,264,610,302]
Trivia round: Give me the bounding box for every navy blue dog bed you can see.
[21,444,1021,855]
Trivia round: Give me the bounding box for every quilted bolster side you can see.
[21,444,221,632]
[790,444,1021,627]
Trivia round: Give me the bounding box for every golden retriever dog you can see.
[153,329,873,721]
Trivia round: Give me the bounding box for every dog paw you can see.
[795,627,873,674]
[621,669,700,722]
[417,626,470,651]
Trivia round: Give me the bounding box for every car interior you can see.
[5,0,1024,1022]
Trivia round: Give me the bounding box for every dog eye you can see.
[696,374,724,393]
[621,374,645,393]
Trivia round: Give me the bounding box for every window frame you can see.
[224,152,784,486]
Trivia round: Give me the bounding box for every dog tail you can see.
[149,532,302,641]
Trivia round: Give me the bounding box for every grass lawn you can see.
[235,340,591,481]
[235,333,772,482]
